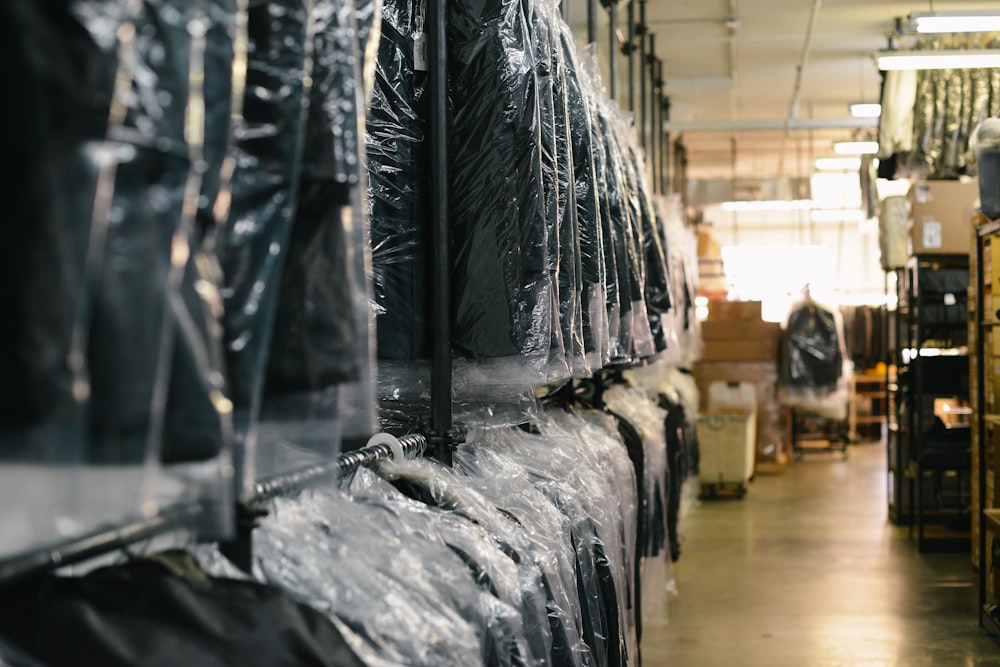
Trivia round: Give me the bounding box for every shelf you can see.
[984,509,1000,533]
[981,604,1000,637]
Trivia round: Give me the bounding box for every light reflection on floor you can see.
[640,441,1000,666]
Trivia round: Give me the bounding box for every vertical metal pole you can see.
[587,0,596,44]
[648,34,657,193]
[663,96,671,194]
[627,0,636,113]
[428,0,452,466]
[608,3,618,102]
[655,60,663,195]
[638,0,647,150]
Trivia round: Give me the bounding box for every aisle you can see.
[641,441,999,666]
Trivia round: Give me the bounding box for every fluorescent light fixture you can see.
[850,103,882,118]
[809,209,867,223]
[877,49,1000,71]
[911,10,1000,34]
[719,199,813,212]
[833,141,879,155]
[815,157,862,171]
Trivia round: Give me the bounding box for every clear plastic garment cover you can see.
[0,0,239,559]
[601,384,673,627]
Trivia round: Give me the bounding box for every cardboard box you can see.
[701,319,781,340]
[706,300,763,321]
[908,180,979,256]
[701,337,779,362]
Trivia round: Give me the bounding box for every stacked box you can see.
[701,301,781,362]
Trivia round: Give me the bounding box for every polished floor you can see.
[640,440,1000,666]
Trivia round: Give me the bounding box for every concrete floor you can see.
[640,440,1000,666]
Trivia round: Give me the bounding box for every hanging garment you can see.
[657,393,688,562]
[781,300,843,395]
[367,0,432,361]
[459,426,632,667]
[0,552,366,667]
[557,25,608,369]
[263,0,368,396]
[0,0,102,457]
[360,461,555,666]
[447,0,553,374]
[453,444,598,667]
[254,486,513,667]
[67,0,236,465]
[219,0,314,413]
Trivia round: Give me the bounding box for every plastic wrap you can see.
[576,50,623,364]
[540,409,640,652]
[538,0,586,379]
[557,23,609,371]
[529,0,569,382]
[878,195,909,271]
[656,195,696,365]
[256,486,522,667]
[457,425,633,667]
[454,435,598,667]
[779,297,847,413]
[448,0,554,384]
[601,385,672,628]
[221,0,315,491]
[1,0,239,557]
[359,460,558,666]
[367,0,431,362]
[624,142,672,355]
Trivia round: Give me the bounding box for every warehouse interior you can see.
[2,0,1000,664]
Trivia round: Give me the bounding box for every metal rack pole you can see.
[638,0,647,150]
[608,3,618,102]
[587,0,596,44]
[0,502,204,585]
[428,0,453,466]
[627,0,636,113]
[648,34,657,193]
[220,433,428,571]
[663,95,671,194]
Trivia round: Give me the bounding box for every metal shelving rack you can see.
[893,254,971,552]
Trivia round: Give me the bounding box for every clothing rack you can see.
[0,501,205,584]
[251,434,428,503]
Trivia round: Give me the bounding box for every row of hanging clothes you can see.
[0,0,704,663]
[0,371,698,667]
[369,0,702,407]
[0,0,388,562]
[878,33,1000,180]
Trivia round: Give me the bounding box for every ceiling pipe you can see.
[779,0,822,175]
[662,116,878,132]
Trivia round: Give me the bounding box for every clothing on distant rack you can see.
[781,300,843,394]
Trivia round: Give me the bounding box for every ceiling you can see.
[568,0,1000,185]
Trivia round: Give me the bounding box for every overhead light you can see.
[834,141,879,155]
[877,49,1000,71]
[719,200,813,212]
[810,209,867,223]
[850,103,882,118]
[816,157,862,171]
[910,10,1000,34]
